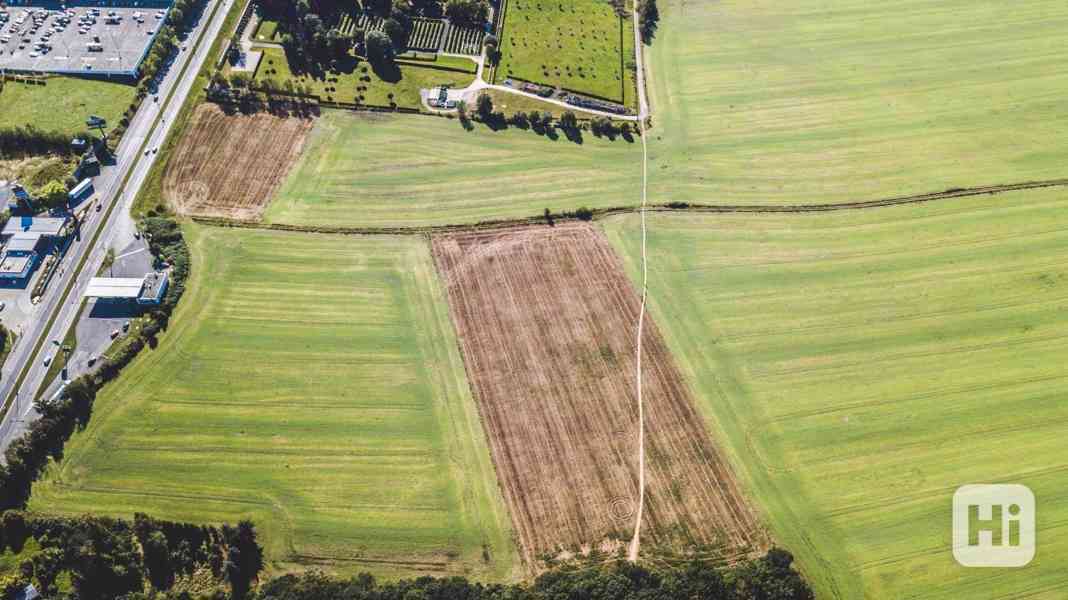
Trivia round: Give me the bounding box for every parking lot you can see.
[0,2,171,76]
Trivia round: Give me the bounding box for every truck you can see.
[69,178,94,204]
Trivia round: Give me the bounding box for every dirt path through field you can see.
[627,111,650,562]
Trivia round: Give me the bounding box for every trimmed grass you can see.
[264,110,641,228]
[495,0,637,106]
[31,224,519,581]
[645,0,1068,205]
[602,189,1068,599]
[253,47,475,110]
[0,77,135,137]
[253,18,279,42]
[0,327,14,371]
[480,89,567,118]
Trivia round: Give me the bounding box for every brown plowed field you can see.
[163,104,312,220]
[432,223,764,565]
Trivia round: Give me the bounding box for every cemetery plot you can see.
[442,23,484,55]
[494,0,637,107]
[407,18,446,51]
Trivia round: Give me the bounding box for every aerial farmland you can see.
[2,0,1067,597]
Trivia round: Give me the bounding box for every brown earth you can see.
[163,104,312,220]
[432,223,764,566]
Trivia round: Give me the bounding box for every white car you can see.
[43,355,53,367]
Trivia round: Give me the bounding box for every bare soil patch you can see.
[432,223,764,566]
[163,104,312,220]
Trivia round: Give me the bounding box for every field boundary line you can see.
[186,178,1068,237]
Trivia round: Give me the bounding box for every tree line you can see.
[462,93,636,144]
[0,125,90,160]
[258,549,813,600]
[0,512,263,600]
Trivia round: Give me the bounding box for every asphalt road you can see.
[0,0,235,459]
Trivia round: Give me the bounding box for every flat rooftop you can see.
[139,270,166,300]
[3,216,67,236]
[0,2,172,76]
[4,232,41,252]
[85,276,143,298]
[0,254,32,274]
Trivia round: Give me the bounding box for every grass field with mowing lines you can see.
[645,0,1068,205]
[495,0,637,106]
[0,77,134,137]
[31,224,519,581]
[264,111,641,228]
[603,190,1068,599]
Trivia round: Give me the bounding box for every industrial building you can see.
[0,215,71,281]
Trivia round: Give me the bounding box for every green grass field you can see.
[253,47,475,110]
[31,224,519,580]
[645,0,1068,205]
[494,0,637,106]
[264,110,641,228]
[602,189,1068,599]
[0,77,134,137]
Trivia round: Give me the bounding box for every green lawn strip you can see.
[0,77,136,137]
[645,0,1068,206]
[396,53,478,74]
[479,89,568,118]
[133,0,249,217]
[253,18,279,42]
[601,188,1068,599]
[264,110,641,228]
[252,46,474,109]
[494,0,637,107]
[31,224,520,581]
[0,328,15,370]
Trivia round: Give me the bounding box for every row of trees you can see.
[0,125,89,159]
[0,512,263,600]
[466,93,634,141]
[258,549,813,600]
[639,0,659,43]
